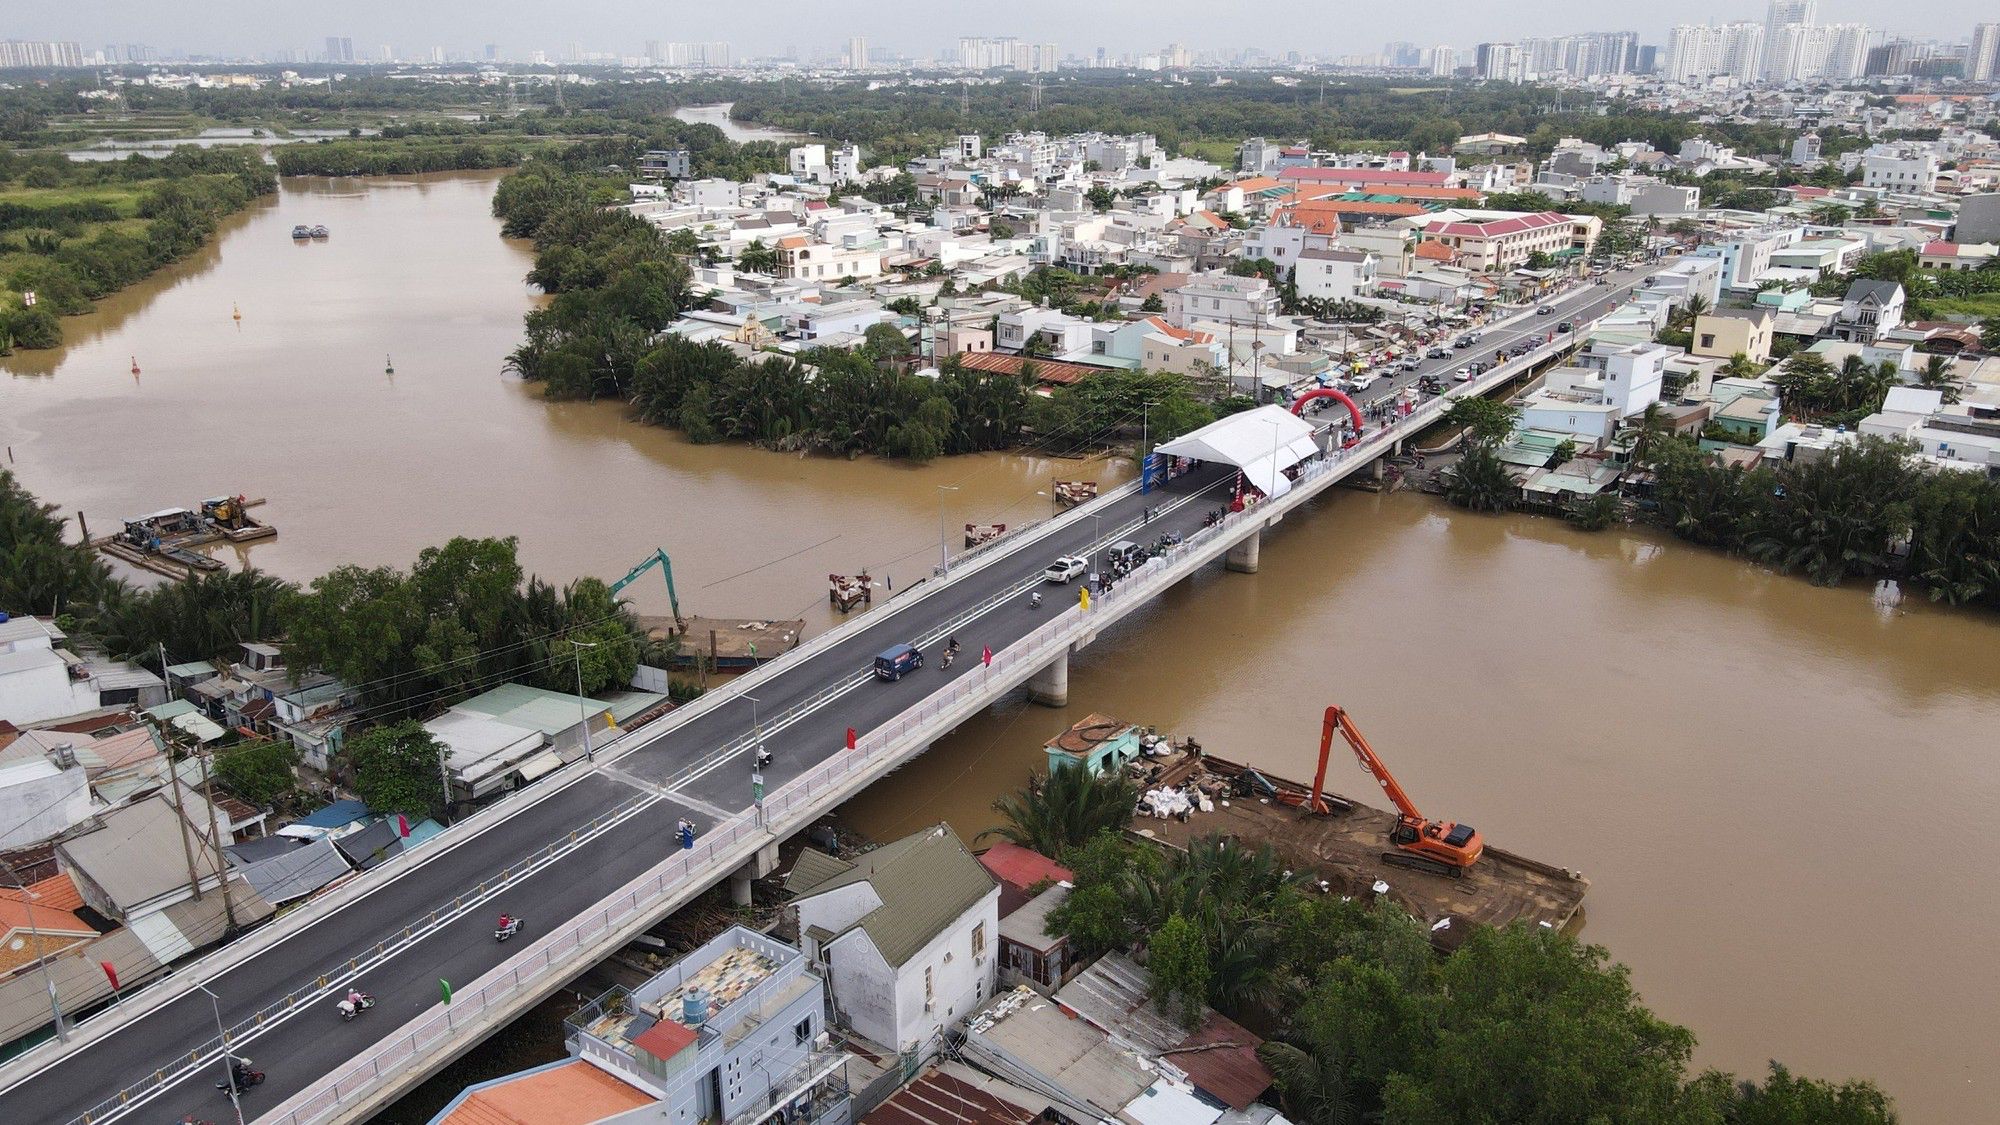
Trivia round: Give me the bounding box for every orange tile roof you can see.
[776,235,809,249]
[1144,316,1215,345]
[0,873,86,913]
[1414,240,1460,261]
[441,1060,655,1125]
[1228,176,1283,194]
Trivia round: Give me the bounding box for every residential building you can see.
[1954,193,2000,245]
[1578,175,1700,217]
[1861,145,1939,194]
[0,617,96,725]
[1056,954,1277,1114]
[1833,279,1905,344]
[1163,271,1279,330]
[1692,309,1777,363]
[777,236,883,282]
[1861,385,2000,474]
[848,36,867,69]
[1098,318,1227,377]
[1416,211,1585,272]
[1687,226,1803,292]
[1666,23,1765,83]
[1971,24,2000,82]
[1575,339,1672,418]
[786,824,999,1053]
[0,41,87,68]
[0,875,96,977]
[429,683,617,800]
[1294,247,1378,300]
[433,926,849,1125]
[641,149,693,179]
[0,737,92,849]
[56,792,272,925]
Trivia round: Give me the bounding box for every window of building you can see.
[795,1017,813,1045]
[924,967,934,1005]
[972,922,986,960]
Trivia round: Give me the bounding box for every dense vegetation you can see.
[0,146,275,350]
[492,160,1220,460]
[1652,433,2000,602]
[1034,829,1895,1123]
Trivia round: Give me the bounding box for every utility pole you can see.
[160,724,205,903]
[0,859,67,1042]
[571,639,599,763]
[162,644,235,929]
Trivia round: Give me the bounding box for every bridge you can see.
[0,268,1658,1125]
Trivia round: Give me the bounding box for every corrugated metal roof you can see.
[1057,955,1271,1111]
[786,847,856,895]
[232,837,352,905]
[802,825,996,967]
[56,793,228,912]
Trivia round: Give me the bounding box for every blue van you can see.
[873,643,923,681]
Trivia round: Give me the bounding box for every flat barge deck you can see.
[637,615,806,669]
[1129,751,1588,951]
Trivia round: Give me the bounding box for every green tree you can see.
[1916,353,1962,404]
[983,765,1139,860]
[1443,397,1521,446]
[1746,438,1917,586]
[1443,443,1516,513]
[1549,438,1577,467]
[737,238,778,273]
[215,740,301,808]
[1718,1062,1898,1124]
[0,469,120,617]
[347,720,447,819]
[1147,914,1212,1029]
[1140,292,1165,313]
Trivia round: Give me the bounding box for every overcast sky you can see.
[19,1,1994,60]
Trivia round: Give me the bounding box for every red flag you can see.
[397,814,410,837]
[981,645,993,667]
[845,727,857,750]
[101,961,119,990]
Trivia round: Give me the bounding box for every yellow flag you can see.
[1080,588,1091,611]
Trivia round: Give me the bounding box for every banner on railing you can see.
[963,523,1005,548]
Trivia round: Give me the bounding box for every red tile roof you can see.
[863,1068,1039,1125]
[632,1018,698,1061]
[1414,240,1460,261]
[977,842,1075,895]
[1279,167,1450,186]
[1144,316,1215,345]
[951,351,1112,387]
[440,1060,655,1125]
[1168,1013,1273,1111]
[1425,211,1572,238]
[1921,240,1959,256]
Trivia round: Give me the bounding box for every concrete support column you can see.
[728,840,781,906]
[1025,649,1070,708]
[1225,527,1262,574]
[730,867,754,906]
[1370,457,1386,482]
[1393,438,1407,456]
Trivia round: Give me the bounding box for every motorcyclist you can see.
[347,988,367,1008]
[230,1057,254,1087]
[1029,591,1043,609]
[497,913,514,933]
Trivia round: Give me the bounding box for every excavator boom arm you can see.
[610,549,681,620]
[1326,706,1425,823]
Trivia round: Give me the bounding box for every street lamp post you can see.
[744,694,766,824]
[936,484,960,576]
[197,982,245,1125]
[1,860,65,1043]
[571,639,600,763]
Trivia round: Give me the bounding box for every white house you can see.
[0,741,93,850]
[1860,145,1939,194]
[1833,280,1905,344]
[0,616,97,725]
[1574,338,1670,418]
[1293,248,1377,301]
[1164,270,1280,330]
[786,824,999,1053]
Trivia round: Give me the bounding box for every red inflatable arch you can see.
[1289,387,1364,447]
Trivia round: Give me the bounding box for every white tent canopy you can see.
[1153,405,1321,499]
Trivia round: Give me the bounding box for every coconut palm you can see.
[1917,354,1963,404]
[984,764,1138,860]
[1257,1040,1368,1125]
[1443,444,1516,513]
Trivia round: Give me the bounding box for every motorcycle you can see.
[940,648,955,670]
[336,992,375,1021]
[495,917,524,942]
[216,1059,265,1096]
[1028,591,1043,610]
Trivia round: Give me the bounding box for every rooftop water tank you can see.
[682,989,708,1027]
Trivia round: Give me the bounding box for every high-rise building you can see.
[1426,46,1457,76]
[324,36,354,63]
[1761,0,1816,78]
[0,41,85,68]
[1970,23,2000,82]
[1818,24,1872,80]
[847,36,867,69]
[1475,42,1525,83]
[1667,23,1763,83]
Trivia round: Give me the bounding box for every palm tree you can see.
[736,238,777,274]
[983,765,1138,860]
[1720,352,1760,379]
[1257,1040,1367,1125]
[1443,444,1516,513]
[1917,354,1963,404]
[1675,293,1711,328]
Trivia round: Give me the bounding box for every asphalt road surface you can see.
[0,267,1661,1125]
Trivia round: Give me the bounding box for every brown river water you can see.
[4,172,1995,1121]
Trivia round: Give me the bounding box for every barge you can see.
[1128,748,1588,951]
[91,495,275,580]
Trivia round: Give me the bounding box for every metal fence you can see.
[206,334,1586,1125]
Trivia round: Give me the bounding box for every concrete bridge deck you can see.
[0,267,1657,1125]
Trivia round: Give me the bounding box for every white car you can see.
[1453,367,1473,382]
[1349,372,1383,393]
[1044,555,1089,583]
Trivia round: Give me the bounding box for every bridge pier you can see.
[1025,649,1070,708]
[1225,526,1262,573]
[729,840,781,906]
[1370,457,1386,482]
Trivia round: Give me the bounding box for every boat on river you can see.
[311,225,329,239]
[291,224,312,239]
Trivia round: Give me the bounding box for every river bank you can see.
[839,488,2000,1122]
[1,170,1989,1121]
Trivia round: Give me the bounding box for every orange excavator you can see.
[1300,705,1484,878]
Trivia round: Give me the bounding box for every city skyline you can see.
[7,0,1994,63]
